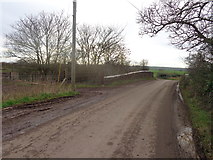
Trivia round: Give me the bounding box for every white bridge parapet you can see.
[103,70,153,84]
[104,70,151,79]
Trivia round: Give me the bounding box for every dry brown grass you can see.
[2,79,72,102]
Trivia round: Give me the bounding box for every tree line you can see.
[5,11,130,67]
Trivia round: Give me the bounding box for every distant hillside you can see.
[148,66,187,71]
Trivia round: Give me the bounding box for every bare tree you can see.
[140,59,149,70]
[77,24,130,65]
[137,0,213,57]
[77,24,100,65]
[5,11,72,65]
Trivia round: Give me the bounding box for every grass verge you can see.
[1,91,79,108]
[181,88,212,159]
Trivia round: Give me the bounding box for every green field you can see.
[150,69,187,79]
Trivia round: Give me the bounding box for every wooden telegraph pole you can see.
[71,0,77,91]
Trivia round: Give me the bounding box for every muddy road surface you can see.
[2,80,197,158]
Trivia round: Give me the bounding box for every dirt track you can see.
[2,80,197,158]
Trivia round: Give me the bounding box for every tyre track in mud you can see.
[2,80,197,158]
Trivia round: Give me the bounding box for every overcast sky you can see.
[0,0,188,68]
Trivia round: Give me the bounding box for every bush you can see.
[184,53,213,110]
[180,53,212,159]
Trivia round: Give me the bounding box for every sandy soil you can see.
[2,79,197,158]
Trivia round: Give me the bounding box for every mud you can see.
[2,87,109,141]
[2,80,198,158]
